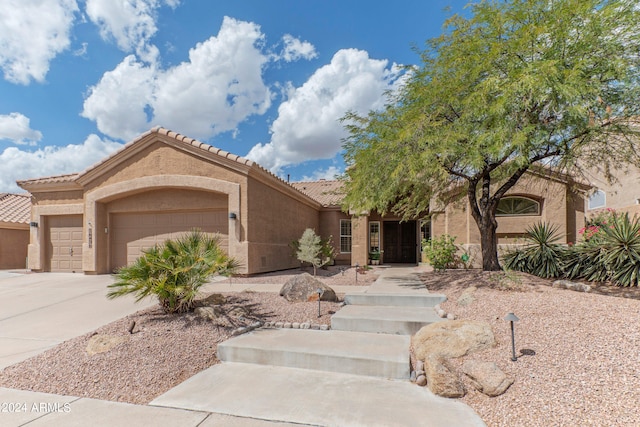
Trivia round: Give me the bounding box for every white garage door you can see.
[110,210,228,271]
[48,215,83,272]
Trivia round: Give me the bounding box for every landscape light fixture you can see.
[355,262,360,283]
[504,312,520,362]
[316,288,323,318]
[229,212,237,220]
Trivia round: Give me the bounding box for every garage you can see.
[110,210,228,271]
[47,215,83,272]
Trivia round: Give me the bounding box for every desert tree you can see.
[342,0,640,270]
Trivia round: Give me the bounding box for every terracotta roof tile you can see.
[16,173,79,186]
[0,193,31,224]
[291,180,345,207]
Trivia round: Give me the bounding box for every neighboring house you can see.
[16,127,590,274]
[0,193,31,269]
[584,165,640,217]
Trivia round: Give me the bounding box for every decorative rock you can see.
[320,324,329,331]
[415,375,427,387]
[462,360,514,397]
[415,370,425,377]
[292,322,300,329]
[434,304,441,312]
[410,371,417,382]
[283,322,292,328]
[197,293,227,306]
[552,280,591,293]
[251,321,262,329]
[423,354,465,398]
[311,324,320,330]
[412,319,496,361]
[447,313,456,320]
[86,334,128,356]
[194,306,222,321]
[457,286,477,306]
[301,323,311,329]
[416,360,424,372]
[275,322,284,328]
[228,306,248,318]
[127,320,136,334]
[437,309,447,318]
[279,273,338,302]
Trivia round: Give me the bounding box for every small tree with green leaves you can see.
[107,230,239,313]
[296,228,333,276]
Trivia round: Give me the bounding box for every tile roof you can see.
[291,180,345,207]
[16,173,79,187]
[0,193,31,224]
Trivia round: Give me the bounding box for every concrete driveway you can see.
[0,272,155,370]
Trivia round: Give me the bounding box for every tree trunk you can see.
[479,216,501,271]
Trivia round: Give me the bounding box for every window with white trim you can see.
[340,219,352,253]
[496,197,540,216]
[588,190,606,210]
[369,221,380,252]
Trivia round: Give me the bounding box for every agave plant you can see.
[502,222,566,278]
[601,213,640,287]
[107,230,239,313]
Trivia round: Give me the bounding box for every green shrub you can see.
[422,234,458,271]
[502,222,565,278]
[107,230,239,313]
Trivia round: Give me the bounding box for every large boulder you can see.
[462,360,514,397]
[424,354,466,398]
[279,273,337,302]
[412,319,496,361]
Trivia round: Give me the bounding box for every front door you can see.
[383,221,417,263]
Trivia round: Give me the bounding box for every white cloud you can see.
[81,55,156,141]
[300,165,342,182]
[0,0,79,84]
[85,0,178,62]
[280,34,318,62]
[0,113,42,145]
[246,49,403,172]
[81,16,272,142]
[0,134,122,192]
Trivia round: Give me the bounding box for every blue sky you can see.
[0,0,468,192]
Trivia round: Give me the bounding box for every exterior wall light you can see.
[229,212,237,220]
[504,312,520,361]
[29,221,38,228]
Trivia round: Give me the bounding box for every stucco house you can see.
[16,127,589,274]
[583,164,640,217]
[0,193,31,269]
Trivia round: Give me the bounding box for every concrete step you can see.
[151,363,487,427]
[344,292,446,307]
[217,328,410,379]
[331,305,444,335]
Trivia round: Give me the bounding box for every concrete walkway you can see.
[0,267,486,427]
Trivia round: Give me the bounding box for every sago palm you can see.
[107,230,239,313]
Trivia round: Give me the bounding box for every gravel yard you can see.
[0,266,371,405]
[1,266,638,427]
[422,270,640,427]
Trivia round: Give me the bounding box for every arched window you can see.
[496,196,540,216]
[588,190,606,210]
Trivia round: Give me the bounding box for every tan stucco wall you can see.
[586,165,640,212]
[430,173,586,267]
[0,226,29,269]
[319,209,351,265]
[245,176,320,274]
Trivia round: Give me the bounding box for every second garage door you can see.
[48,215,83,272]
[110,210,228,271]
